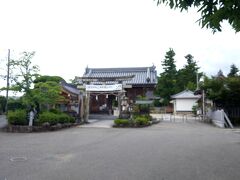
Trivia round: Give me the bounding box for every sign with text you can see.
[86,84,122,91]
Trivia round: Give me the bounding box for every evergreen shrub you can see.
[39,112,75,125]
[114,119,130,126]
[7,110,27,125]
[134,116,149,126]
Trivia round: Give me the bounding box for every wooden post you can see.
[80,94,84,121]
[86,91,90,122]
[118,92,121,118]
[83,91,90,123]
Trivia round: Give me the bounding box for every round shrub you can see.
[58,114,70,124]
[38,112,75,126]
[114,119,130,126]
[39,112,58,125]
[58,113,75,124]
[134,116,149,126]
[7,110,28,125]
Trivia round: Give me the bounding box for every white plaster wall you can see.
[175,99,198,112]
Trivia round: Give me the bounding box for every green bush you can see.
[114,115,151,127]
[114,119,130,126]
[133,114,152,121]
[142,114,152,121]
[38,112,75,125]
[134,116,149,126]
[7,110,27,125]
[56,113,68,124]
[39,112,58,125]
[68,116,75,123]
[49,108,62,114]
[7,98,26,111]
[58,113,75,124]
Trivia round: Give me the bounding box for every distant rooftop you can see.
[171,90,200,99]
[78,66,157,86]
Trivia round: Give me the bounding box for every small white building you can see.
[171,90,200,114]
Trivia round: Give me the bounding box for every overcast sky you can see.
[0,0,240,84]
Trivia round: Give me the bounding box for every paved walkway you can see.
[80,119,114,128]
[80,114,204,129]
[1,120,240,180]
[79,114,115,128]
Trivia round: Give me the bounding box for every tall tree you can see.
[156,48,177,104]
[31,75,67,111]
[177,54,201,91]
[203,76,227,107]
[0,51,40,108]
[154,0,240,32]
[216,69,225,79]
[9,51,39,93]
[203,75,240,108]
[31,81,65,108]
[228,64,239,77]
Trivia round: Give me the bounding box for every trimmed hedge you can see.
[114,114,152,127]
[7,110,28,125]
[114,119,130,126]
[134,116,149,126]
[38,112,75,126]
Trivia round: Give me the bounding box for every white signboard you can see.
[86,84,122,91]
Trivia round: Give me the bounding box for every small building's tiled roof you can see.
[81,66,157,86]
[61,81,80,95]
[171,90,200,99]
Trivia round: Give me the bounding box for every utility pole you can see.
[196,71,199,90]
[5,49,10,115]
[202,89,205,121]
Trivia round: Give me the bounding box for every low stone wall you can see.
[3,123,83,133]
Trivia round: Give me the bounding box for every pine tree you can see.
[177,54,201,91]
[216,69,225,79]
[156,48,177,105]
[228,64,239,77]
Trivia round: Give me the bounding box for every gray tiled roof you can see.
[61,82,80,95]
[171,90,200,99]
[82,66,157,86]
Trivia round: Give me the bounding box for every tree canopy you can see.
[0,52,66,111]
[156,49,202,105]
[228,64,239,77]
[8,51,39,93]
[34,75,65,84]
[203,75,240,108]
[177,54,201,91]
[155,0,240,32]
[202,64,240,108]
[31,81,65,107]
[156,48,178,104]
